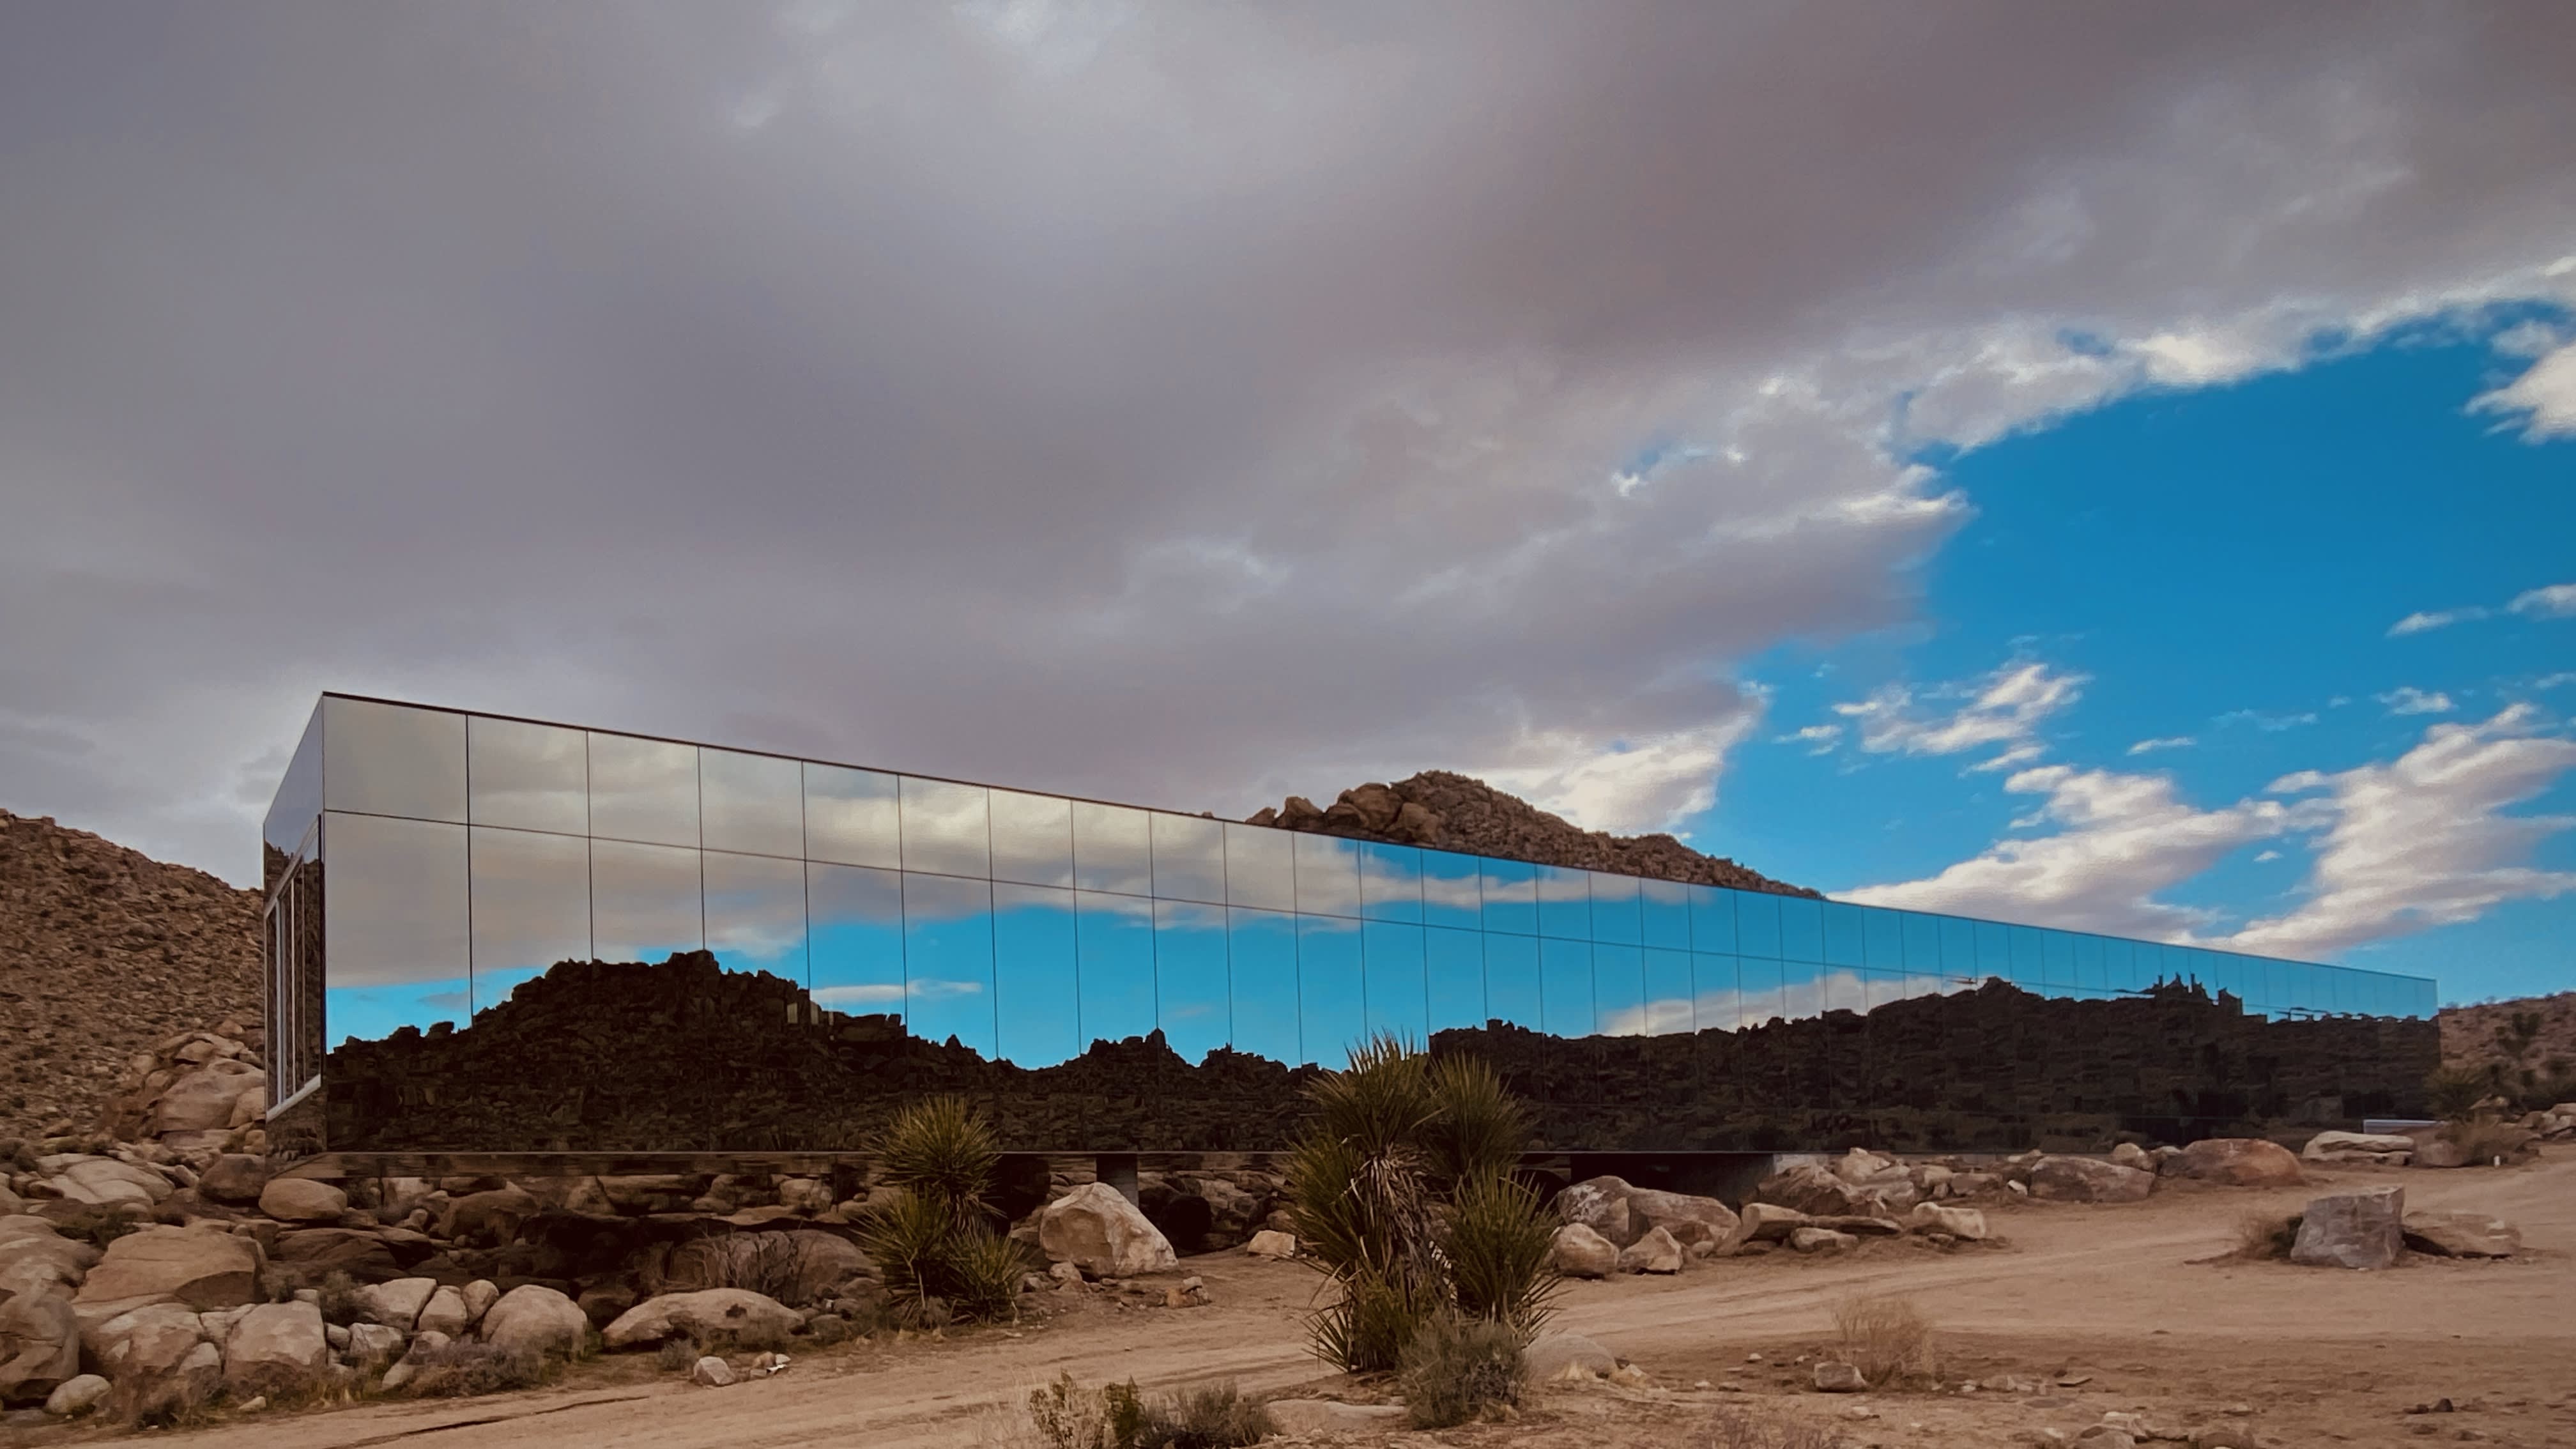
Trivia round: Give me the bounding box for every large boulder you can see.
[73,1225,261,1313]
[1549,1223,1619,1278]
[1555,1176,1638,1246]
[151,1060,264,1135]
[478,1285,589,1360]
[601,1289,801,1351]
[415,1285,471,1338]
[1625,1188,1740,1247]
[1038,1183,1177,1278]
[1715,1202,1811,1252]
[1615,1225,1684,1274]
[2170,1139,2302,1188]
[224,1301,330,1394]
[1906,1202,1988,1240]
[257,1177,348,1223]
[2291,1186,2404,1270]
[346,1321,407,1373]
[2400,1211,2520,1259]
[55,1159,174,1208]
[352,1276,438,1330]
[0,1292,81,1406]
[84,1302,205,1379]
[0,1220,101,1301]
[2300,1131,2414,1165]
[1754,1163,1892,1216]
[1790,1227,1857,1254]
[2028,1156,2156,1204]
[44,1373,111,1418]
[196,1154,272,1206]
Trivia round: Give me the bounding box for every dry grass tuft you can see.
[1831,1293,1937,1386]
[2234,1209,2301,1260]
[1702,1406,1848,1449]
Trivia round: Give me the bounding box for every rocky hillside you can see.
[0,810,263,1140]
[2439,989,2576,1082]
[1246,771,1817,897]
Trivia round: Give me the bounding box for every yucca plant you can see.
[857,1095,1023,1323]
[875,1094,1003,1217]
[1286,1034,1558,1372]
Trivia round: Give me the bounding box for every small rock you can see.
[257,1177,349,1223]
[1048,1261,1085,1289]
[346,1321,406,1372]
[2170,1138,2303,1188]
[2028,1156,2156,1204]
[416,1284,471,1338]
[1907,1202,1989,1240]
[1550,1222,1620,1278]
[1814,1361,1867,1392]
[691,1355,737,1388]
[42,1374,110,1418]
[1616,1224,1685,1274]
[1525,1333,1617,1381]
[1244,1229,1298,1259]
[1790,1227,1858,1254]
[461,1278,502,1326]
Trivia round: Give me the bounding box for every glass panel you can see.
[1479,859,1537,935]
[993,883,1079,1067]
[1781,958,1825,1020]
[804,763,901,870]
[1150,812,1227,905]
[901,777,990,880]
[1940,917,1977,980]
[1689,885,1738,953]
[1593,942,1644,1035]
[1425,926,1485,1032]
[2073,934,2105,991]
[323,812,469,1042]
[1229,908,1302,1064]
[2231,954,2264,1009]
[2042,930,2076,987]
[1777,896,1824,962]
[989,789,1075,889]
[1294,834,1363,919]
[1073,802,1154,897]
[1736,891,1781,959]
[703,849,806,978]
[1734,954,1782,1027]
[1821,902,1866,967]
[466,715,586,836]
[1899,912,1941,972]
[1225,823,1296,912]
[1863,907,1903,970]
[1821,966,1866,1015]
[1076,891,1157,1044]
[1589,872,1641,946]
[587,733,699,847]
[809,862,907,1021]
[1298,915,1365,1068]
[264,704,324,879]
[1641,880,1691,950]
[903,872,995,1055]
[1362,921,1428,1044]
[468,827,588,1016]
[2100,937,2136,993]
[1358,842,1423,924]
[1540,938,1594,1037]
[1535,866,1591,940]
[590,838,702,962]
[1863,969,1906,1013]
[1643,947,1692,1034]
[698,748,802,858]
[1419,849,1483,931]
[1483,933,1542,1029]
[323,696,467,823]
[1153,900,1231,1061]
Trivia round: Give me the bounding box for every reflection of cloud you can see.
[814,983,904,1005]
[1595,968,1965,1036]
[907,978,986,997]
[424,990,467,1013]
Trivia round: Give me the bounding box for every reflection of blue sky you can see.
[328,979,468,1046]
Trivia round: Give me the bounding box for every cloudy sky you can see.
[4,1,2572,1005]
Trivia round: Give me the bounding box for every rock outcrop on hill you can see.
[2438,990,2576,1088]
[0,812,262,1141]
[1245,772,1817,897]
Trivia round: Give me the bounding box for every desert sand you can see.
[73,1153,2573,1449]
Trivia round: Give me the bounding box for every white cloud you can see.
[1776,723,1844,755]
[2508,582,2576,618]
[2126,736,2195,755]
[2216,708,2319,733]
[1844,763,2297,939]
[1478,716,1762,836]
[1834,660,2086,772]
[2387,607,2489,636]
[2535,672,2576,690]
[2228,705,2576,957]
[2471,341,2576,439]
[2255,849,2282,862]
[2377,686,2456,716]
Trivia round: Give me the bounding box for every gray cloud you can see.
[4,1,2574,885]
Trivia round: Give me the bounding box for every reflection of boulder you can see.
[320,953,2437,1156]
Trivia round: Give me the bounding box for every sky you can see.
[2,3,2571,1008]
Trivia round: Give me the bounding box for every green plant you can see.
[876,1094,1003,1218]
[2426,1064,2492,1123]
[1831,1294,1936,1386]
[1397,1313,1527,1428]
[856,1096,1027,1325]
[856,1188,955,1307]
[944,1222,1035,1322]
[1284,1035,1558,1373]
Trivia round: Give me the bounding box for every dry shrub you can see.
[105,1368,220,1429]
[1831,1294,1936,1386]
[2234,1209,2301,1260]
[1397,1313,1526,1428]
[654,1230,847,1306]
[2442,1121,2529,1166]
[1023,1373,1147,1449]
[1013,1374,1271,1449]
[316,1269,363,1326]
[1703,1406,1846,1449]
[44,1202,144,1250]
[401,1341,551,1397]
[656,1333,705,1373]
[1138,1381,1273,1448]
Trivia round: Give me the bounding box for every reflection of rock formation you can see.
[1245,772,1819,898]
[323,954,2436,1156]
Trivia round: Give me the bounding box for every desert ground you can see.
[43,1151,2570,1449]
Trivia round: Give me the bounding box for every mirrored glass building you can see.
[263,694,2441,1156]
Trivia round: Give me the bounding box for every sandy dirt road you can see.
[66,1153,2576,1449]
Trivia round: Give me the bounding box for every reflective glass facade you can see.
[261,694,2440,1114]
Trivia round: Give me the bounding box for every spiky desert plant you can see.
[1443,1169,1558,1338]
[1423,1055,1528,1190]
[875,1094,1003,1218]
[2425,1064,2492,1123]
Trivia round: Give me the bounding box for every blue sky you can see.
[1698,318,2575,1006]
